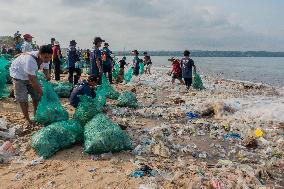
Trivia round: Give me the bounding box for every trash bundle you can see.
[73,95,103,126]
[112,63,120,80]
[96,74,120,100]
[192,72,205,90]
[117,91,138,108]
[139,62,145,74]
[34,79,69,126]
[124,67,133,84]
[32,120,83,159]
[53,82,73,98]
[84,114,132,154]
[0,56,10,98]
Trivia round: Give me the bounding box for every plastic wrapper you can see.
[0,56,10,98]
[84,114,132,154]
[139,62,145,74]
[34,79,69,126]
[32,120,83,159]
[96,74,120,100]
[117,91,138,108]
[53,82,73,98]
[124,67,133,84]
[192,72,205,90]
[73,95,103,126]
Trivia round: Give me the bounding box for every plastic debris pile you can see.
[117,91,138,108]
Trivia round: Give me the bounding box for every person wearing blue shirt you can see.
[102,43,113,83]
[180,50,196,90]
[90,37,105,83]
[67,40,81,84]
[69,75,99,108]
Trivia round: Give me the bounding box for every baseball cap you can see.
[23,34,33,39]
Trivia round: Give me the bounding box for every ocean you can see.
[120,56,284,87]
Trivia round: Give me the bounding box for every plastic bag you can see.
[117,91,138,108]
[53,82,73,98]
[139,62,145,75]
[96,74,120,100]
[34,79,69,126]
[124,67,133,84]
[0,56,10,98]
[112,63,119,80]
[73,95,103,126]
[84,114,132,154]
[32,120,83,159]
[192,72,205,90]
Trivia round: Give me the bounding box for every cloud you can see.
[0,0,283,51]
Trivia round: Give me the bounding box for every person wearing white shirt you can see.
[21,34,34,52]
[10,45,52,127]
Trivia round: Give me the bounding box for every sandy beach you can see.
[0,68,283,189]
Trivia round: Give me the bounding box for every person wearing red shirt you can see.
[52,41,61,81]
[168,57,184,85]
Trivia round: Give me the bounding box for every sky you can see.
[0,0,284,51]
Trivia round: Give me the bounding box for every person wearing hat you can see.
[132,50,141,77]
[168,57,184,85]
[180,50,196,90]
[52,41,62,81]
[9,45,52,127]
[102,42,113,83]
[21,34,33,53]
[69,75,99,108]
[67,40,81,84]
[90,37,105,81]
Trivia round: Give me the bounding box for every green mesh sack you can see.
[53,82,73,98]
[0,56,10,99]
[112,63,119,80]
[84,114,133,154]
[31,121,80,159]
[139,62,145,74]
[73,95,103,126]
[192,72,205,90]
[117,91,138,108]
[96,75,120,100]
[34,80,69,126]
[124,67,133,84]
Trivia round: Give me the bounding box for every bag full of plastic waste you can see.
[96,74,120,100]
[53,82,73,98]
[73,95,103,126]
[34,79,68,126]
[192,72,205,90]
[0,56,10,99]
[124,67,133,84]
[117,91,138,108]
[84,114,132,154]
[139,62,145,75]
[112,63,120,80]
[32,120,83,159]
